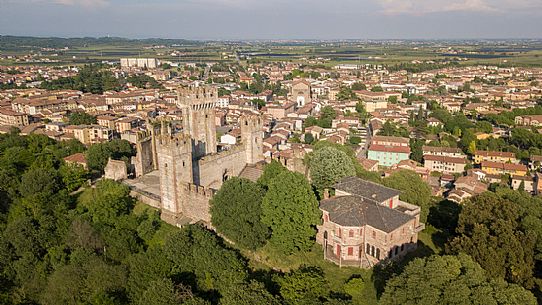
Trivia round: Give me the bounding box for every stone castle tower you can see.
[155,132,193,222]
[240,114,264,164]
[150,86,264,225]
[177,85,218,158]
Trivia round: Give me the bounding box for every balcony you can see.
[323,244,372,268]
[414,223,425,233]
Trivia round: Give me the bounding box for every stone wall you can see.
[180,183,215,223]
[196,145,247,188]
[104,159,128,181]
[134,137,155,177]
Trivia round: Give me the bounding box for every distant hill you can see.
[0,35,200,50]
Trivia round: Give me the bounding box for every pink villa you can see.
[316,177,424,268]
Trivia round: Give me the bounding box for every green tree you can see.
[59,164,88,193]
[220,280,280,305]
[343,277,365,304]
[86,139,134,173]
[68,112,97,125]
[304,133,315,144]
[251,98,266,110]
[351,82,366,91]
[78,179,134,225]
[163,225,247,292]
[309,146,356,192]
[261,171,320,254]
[276,266,329,305]
[380,254,537,305]
[19,166,59,198]
[446,191,537,288]
[257,160,288,190]
[382,170,432,223]
[210,178,269,250]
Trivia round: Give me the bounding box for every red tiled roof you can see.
[368,144,410,154]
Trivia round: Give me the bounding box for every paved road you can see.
[356,124,372,158]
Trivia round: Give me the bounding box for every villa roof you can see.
[334,176,400,203]
[320,195,413,232]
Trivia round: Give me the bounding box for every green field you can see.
[2,36,542,68]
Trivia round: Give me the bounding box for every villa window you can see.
[371,246,375,257]
[376,248,380,260]
[372,231,376,239]
[366,243,370,254]
[348,247,353,256]
[349,230,354,237]
[401,244,405,252]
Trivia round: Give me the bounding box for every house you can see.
[511,175,534,193]
[357,158,379,172]
[316,177,424,268]
[474,150,518,164]
[515,115,542,127]
[448,175,488,203]
[423,155,467,174]
[63,152,88,170]
[220,128,241,145]
[115,117,141,133]
[529,155,542,171]
[367,136,410,167]
[481,161,528,177]
[422,146,465,158]
[265,102,296,119]
[0,108,29,127]
[305,125,323,141]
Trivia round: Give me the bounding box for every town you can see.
[0,37,541,304]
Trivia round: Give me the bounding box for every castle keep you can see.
[127,85,264,226]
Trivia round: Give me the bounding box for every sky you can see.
[0,0,541,39]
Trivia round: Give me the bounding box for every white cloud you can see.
[376,0,540,15]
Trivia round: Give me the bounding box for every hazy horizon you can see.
[1,0,541,40]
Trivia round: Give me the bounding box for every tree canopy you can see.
[261,171,321,255]
[210,177,269,250]
[382,170,432,223]
[380,254,537,305]
[446,190,542,289]
[309,146,356,192]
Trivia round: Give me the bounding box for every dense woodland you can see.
[0,128,540,304]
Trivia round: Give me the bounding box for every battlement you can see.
[182,183,216,198]
[199,144,246,165]
[178,85,218,109]
[136,129,153,141]
[157,133,192,148]
[240,114,263,130]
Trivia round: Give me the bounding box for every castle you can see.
[125,85,264,226]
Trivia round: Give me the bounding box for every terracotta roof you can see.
[368,144,411,154]
[481,161,527,172]
[63,153,87,164]
[422,146,463,154]
[372,135,410,144]
[423,155,467,164]
[475,150,515,158]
